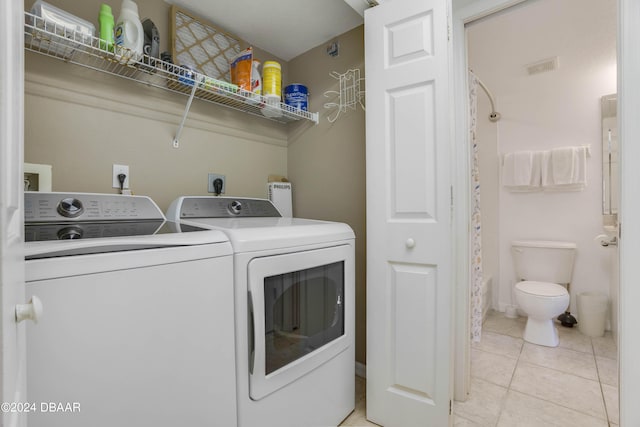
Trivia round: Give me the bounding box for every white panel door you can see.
[365,0,453,426]
[0,0,27,426]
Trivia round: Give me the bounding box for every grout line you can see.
[508,363,608,422]
[507,388,610,424]
[506,339,525,390]
[516,349,601,382]
[471,343,522,360]
[593,337,612,426]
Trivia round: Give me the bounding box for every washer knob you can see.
[229,200,243,215]
[57,226,84,240]
[57,198,84,218]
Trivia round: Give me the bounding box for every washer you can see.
[166,196,355,427]
[24,192,237,427]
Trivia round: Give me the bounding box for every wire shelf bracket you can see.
[323,68,365,123]
[172,77,201,149]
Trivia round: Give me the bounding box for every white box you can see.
[268,182,292,217]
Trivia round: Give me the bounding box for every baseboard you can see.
[355,361,366,379]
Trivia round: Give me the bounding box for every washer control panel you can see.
[25,192,165,222]
[178,197,281,218]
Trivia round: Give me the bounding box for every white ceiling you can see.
[167,0,365,61]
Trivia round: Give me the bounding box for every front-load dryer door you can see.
[248,244,353,401]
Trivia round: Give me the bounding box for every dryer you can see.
[166,196,355,427]
[24,192,237,427]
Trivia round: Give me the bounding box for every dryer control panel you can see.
[175,197,282,218]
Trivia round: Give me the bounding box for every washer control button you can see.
[57,198,84,218]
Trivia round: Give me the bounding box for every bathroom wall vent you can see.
[526,57,559,75]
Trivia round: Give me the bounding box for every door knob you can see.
[15,296,43,324]
[406,238,416,249]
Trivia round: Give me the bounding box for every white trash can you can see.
[577,292,608,337]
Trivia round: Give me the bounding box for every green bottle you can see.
[98,4,115,51]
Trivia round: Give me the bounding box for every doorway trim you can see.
[617,0,640,425]
[451,0,527,401]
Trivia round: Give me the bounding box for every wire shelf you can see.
[23,12,319,125]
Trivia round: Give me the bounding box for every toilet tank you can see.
[511,240,576,284]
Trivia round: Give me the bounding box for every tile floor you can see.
[454,311,618,427]
[340,310,618,427]
[455,310,618,427]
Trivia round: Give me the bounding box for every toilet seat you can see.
[516,281,567,297]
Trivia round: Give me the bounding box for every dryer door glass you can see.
[248,243,352,401]
[263,261,344,375]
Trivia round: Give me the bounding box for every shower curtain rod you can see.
[470,69,501,122]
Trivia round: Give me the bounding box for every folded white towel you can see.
[541,151,552,187]
[530,151,542,187]
[541,146,588,191]
[551,147,576,185]
[503,151,542,191]
[573,146,587,186]
[503,151,533,187]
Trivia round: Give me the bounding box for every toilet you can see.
[511,240,576,347]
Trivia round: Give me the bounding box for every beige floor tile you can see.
[453,377,508,426]
[602,383,619,425]
[519,342,598,380]
[453,414,484,426]
[557,326,594,354]
[592,333,617,359]
[471,348,518,388]
[339,411,382,427]
[483,311,525,338]
[472,331,524,359]
[596,356,618,387]
[496,390,608,427]
[510,362,606,420]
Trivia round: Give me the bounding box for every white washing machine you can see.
[166,196,355,427]
[24,192,237,427]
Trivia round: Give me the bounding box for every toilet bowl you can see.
[514,281,570,347]
[511,240,576,347]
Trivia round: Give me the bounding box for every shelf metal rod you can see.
[173,78,200,149]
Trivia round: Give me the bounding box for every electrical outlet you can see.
[208,173,225,194]
[112,164,130,189]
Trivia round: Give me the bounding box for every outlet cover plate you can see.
[112,164,130,189]
[208,173,225,194]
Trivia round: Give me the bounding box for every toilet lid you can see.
[516,281,568,297]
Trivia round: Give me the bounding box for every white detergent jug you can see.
[247,59,262,105]
[114,0,143,64]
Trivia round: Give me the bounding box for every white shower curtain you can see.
[469,71,484,343]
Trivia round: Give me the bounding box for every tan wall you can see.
[24,0,367,365]
[24,0,289,211]
[287,26,366,364]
